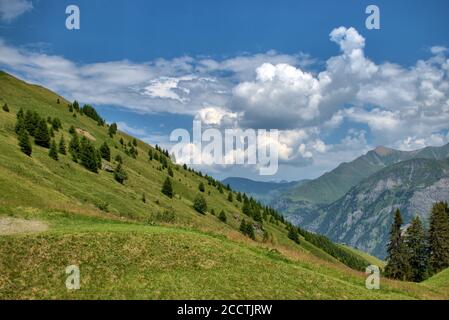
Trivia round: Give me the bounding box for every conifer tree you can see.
[428,202,449,274]
[240,219,247,233]
[69,133,80,162]
[405,216,428,282]
[58,135,67,155]
[227,192,233,202]
[161,176,174,198]
[219,210,227,223]
[236,192,242,202]
[148,149,153,161]
[79,137,98,173]
[168,166,174,177]
[69,125,76,135]
[193,194,207,214]
[18,127,32,156]
[385,209,411,280]
[48,140,58,160]
[24,110,39,136]
[100,141,111,162]
[242,198,252,217]
[115,154,123,164]
[114,163,128,184]
[2,103,9,112]
[108,123,117,137]
[15,113,26,134]
[132,138,138,147]
[34,119,51,148]
[288,227,300,244]
[198,182,205,192]
[245,222,256,240]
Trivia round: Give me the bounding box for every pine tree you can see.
[132,138,138,147]
[58,135,67,155]
[115,154,123,164]
[168,166,174,177]
[219,210,227,223]
[385,209,411,280]
[114,163,128,184]
[239,219,247,233]
[79,137,98,173]
[428,202,449,274]
[227,192,233,202]
[34,119,50,148]
[405,216,428,282]
[193,194,207,214]
[69,133,80,162]
[100,142,111,162]
[108,123,117,137]
[48,140,58,160]
[69,125,76,135]
[245,222,256,240]
[15,114,26,134]
[161,177,174,198]
[236,192,242,202]
[148,149,153,161]
[288,227,300,244]
[24,110,39,136]
[198,182,205,192]
[242,198,252,217]
[18,127,32,156]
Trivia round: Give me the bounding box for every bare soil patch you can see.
[0,217,48,235]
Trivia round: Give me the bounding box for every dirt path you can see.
[0,217,48,235]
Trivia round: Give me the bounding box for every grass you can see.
[0,71,448,300]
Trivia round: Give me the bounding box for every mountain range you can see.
[227,144,449,258]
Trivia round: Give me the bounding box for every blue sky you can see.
[1,0,449,181]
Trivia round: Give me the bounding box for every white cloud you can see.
[0,0,32,22]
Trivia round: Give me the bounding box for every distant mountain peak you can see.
[373,146,396,156]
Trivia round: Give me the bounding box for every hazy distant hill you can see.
[222,177,307,204]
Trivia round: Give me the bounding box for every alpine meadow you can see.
[0,71,448,299]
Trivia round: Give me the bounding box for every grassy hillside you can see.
[0,71,448,299]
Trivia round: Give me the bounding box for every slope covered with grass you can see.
[0,71,448,299]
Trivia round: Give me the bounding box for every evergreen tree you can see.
[17,127,32,156]
[115,154,123,164]
[242,198,252,217]
[79,137,98,173]
[52,118,62,131]
[24,110,39,136]
[148,149,153,161]
[405,216,428,282]
[385,209,411,280]
[161,177,174,198]
[219,210,227,223]
[15,113,26,134]
[69,125,76,135]
[114,163,128,184]
[239,219,247,233]
[100,142,111,162]
[227,192,233,202]
[48,140,58,160]
[245,222,256,240]
[2,103,9,112]
[198,182,205,192]
[168,166,174,177]
[428,202,449,274]
[193,194,207,214]
[69,133,80,162]
[58,135,67,155]
[132,138,138,147]
[236,192,242,202]
[34,119,51,148]
[288,227,300,244]
[108,123,117,137]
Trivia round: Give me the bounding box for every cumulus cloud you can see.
[1,25,449,179]
[0,0,32,22]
